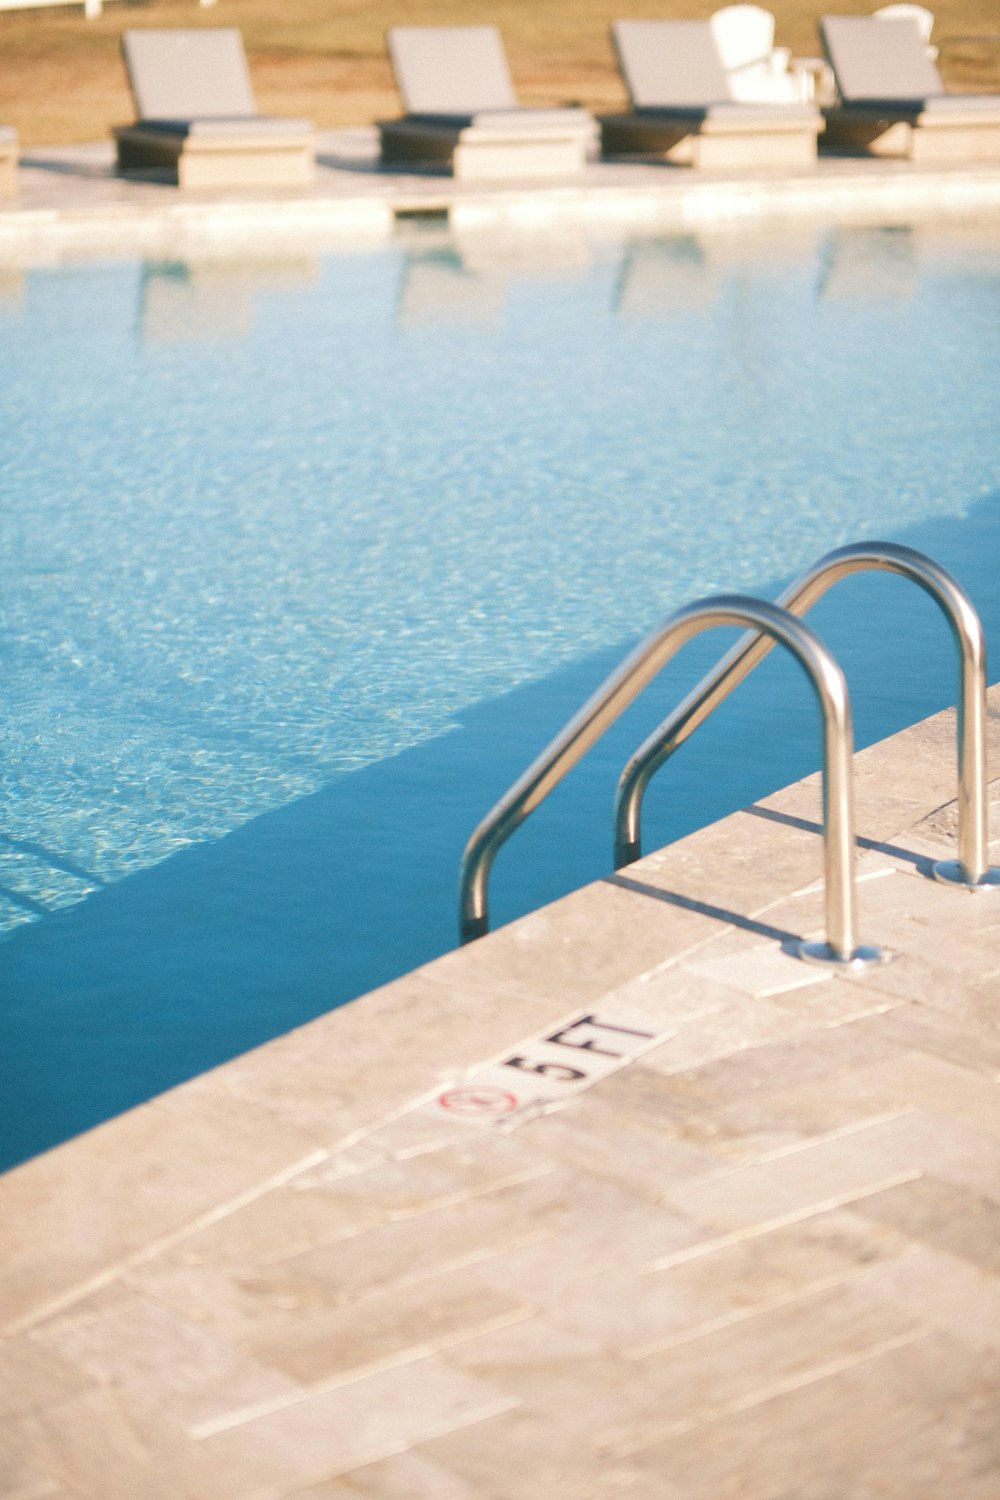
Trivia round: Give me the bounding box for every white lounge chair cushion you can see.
[821,16,1000,110]
[915,93,1000,112]
[614,20,734,107]
[388,27,519,116]
[820,16,942,101]
[122,29,258,120]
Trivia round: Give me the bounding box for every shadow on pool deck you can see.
[2,493,998,1170]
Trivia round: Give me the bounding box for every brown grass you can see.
[2,0,998,145]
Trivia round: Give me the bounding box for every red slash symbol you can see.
[438,1086,518,1117]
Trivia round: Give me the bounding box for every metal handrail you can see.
[614,542,999,895]
[459,593,884,971]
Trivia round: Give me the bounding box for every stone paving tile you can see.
[29,1290,301,1435]
[912,967,1000,1031]
[196,1359,519,1495]
[450,1240,688,1355]
[0,1336,90,1422]
[638,1012,907,1109]
[123,1174,559,1351]
[773,1050,1000,1140]
[613,1329,997,1498]
[0,1434,65,1500]
[0,1088,325,1337]
[852,1174,1000,1274]
[279,1451,489,1498]
[454,1163,704,1267]
[644,1043,998,1167]
[683,940,834,998]
[827,934,1000,1017]
[155,1132,553,1272]
[632,806,831,919]
[756,772,926,847]
[519,1090,724,1200]
[852,1242,1000,1352]
[586,968,737,1029]
[424,1311,647,1447]
[424,875,725,1012]
[432,1281,931,1485]
[638,1206,911,1336]
[846,1003,1000,1081]
[5,1359,516,1500]
[857,869,1000,969]
[675,1104,1000,1226]
[4,1386,226,1500]
[598,1279,927,1455]
[556,1052,905,1170]
[414,1406,688,1500]
[457,1204,910,1359]
[635,976,901,1083]
[241,1273,532,1392]
[836,1388,1000,1500]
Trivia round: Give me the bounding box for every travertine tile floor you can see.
[1,688,998,1498]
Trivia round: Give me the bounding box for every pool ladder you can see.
[458,541,999,966]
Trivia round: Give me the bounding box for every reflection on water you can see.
[395,217,592,328]
[0,265,24,313]
[615,235,717,316]
[140,255,319,343]
[1,215,999,944]
[818,225,920,302]
[397,248,507,328]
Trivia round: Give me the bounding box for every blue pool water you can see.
[1,214,999,1166]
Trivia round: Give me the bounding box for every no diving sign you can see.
[425,1009,675,1130]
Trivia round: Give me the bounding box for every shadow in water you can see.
[3,491,999,1169]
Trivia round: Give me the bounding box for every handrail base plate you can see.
[796,939,890,971]
[932,859,1000,893]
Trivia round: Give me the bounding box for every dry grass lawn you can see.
[1,0,998,146]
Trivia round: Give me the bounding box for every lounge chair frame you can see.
[601,20,821,169]
[820,15,1000,161]
[115,124,315,191]
[114,29,314,190]
[380,26,592,181]
[379,117,590,181]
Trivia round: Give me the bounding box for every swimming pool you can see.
[2,213,999,1166]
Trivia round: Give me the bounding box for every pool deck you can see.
[3,130,1000,264]
[1,686,999,1498]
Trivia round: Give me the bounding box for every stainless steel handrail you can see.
[459,593,884,971]
[614,542,999,894]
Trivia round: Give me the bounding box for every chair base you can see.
[599,111,819,169]
[114,126,315,190]
[822,106,1000,162]
[379,118,589,181]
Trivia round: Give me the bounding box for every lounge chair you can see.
[601,20,821,168]
[379,26,594,180]
[820,15,1000,160]
[114,29,315,190]
[0,126,18,197]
